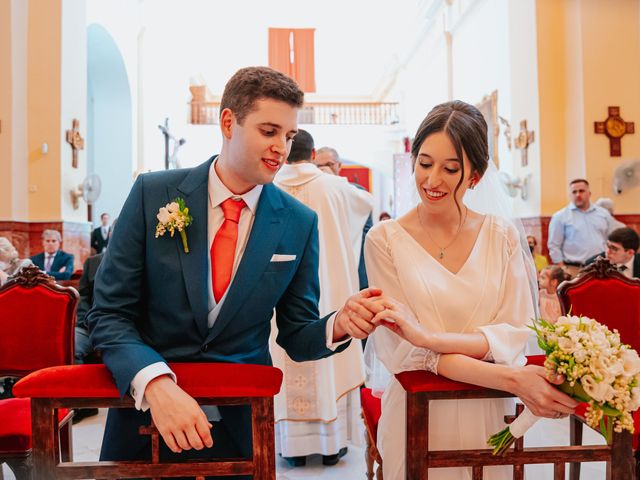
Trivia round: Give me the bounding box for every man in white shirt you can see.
[273,130,373,466]
[88,67,382,476]
[547,178,619,274]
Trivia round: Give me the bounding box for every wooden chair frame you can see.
[16,364,281,480]
[0,265,78,479]
[557,256,640,480]
[361,410,383,480]
[398,368,634,480]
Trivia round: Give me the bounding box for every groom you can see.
[87,67,380,473]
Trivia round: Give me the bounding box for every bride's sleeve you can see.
[476,224,535,367]
[365,227,440,375]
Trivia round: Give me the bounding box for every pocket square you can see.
[270,254,296,262]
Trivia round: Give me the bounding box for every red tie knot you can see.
[220,198,246,223]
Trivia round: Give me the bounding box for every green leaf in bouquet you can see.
[570,381,591,403]
[601,404,622,417]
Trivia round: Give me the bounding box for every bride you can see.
[362,101,578,479]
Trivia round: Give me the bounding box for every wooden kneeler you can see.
[14,363,283,480]
[397,357,634,480]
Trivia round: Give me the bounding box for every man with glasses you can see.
[585,227,640,278]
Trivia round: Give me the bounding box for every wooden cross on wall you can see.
[514,120,534,167]
[594,106,635,157]
[65,118,84,168]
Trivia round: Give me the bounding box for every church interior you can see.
[1,0,640,478]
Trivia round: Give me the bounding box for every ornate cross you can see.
[65,118,84,168]
[514,120,534,167]
[594,106,635,157]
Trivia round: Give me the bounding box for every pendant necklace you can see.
[417,205,468,260]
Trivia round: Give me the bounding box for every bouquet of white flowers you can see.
[488,315,640,455]
[155,197,193,253]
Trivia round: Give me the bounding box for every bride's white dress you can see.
[365,215,534,480]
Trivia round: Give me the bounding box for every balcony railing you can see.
[189,100,400,126]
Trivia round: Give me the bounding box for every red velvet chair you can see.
[14,362,283,479]
[361,387,383,479]
[394,354,633,479]
[557,257,640,480]
[0,265,78,479]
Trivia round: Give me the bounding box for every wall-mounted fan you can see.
[613,159,640,195]
[70,174,102,210]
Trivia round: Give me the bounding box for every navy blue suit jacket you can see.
[88,157,349,460]
[30,250,74,280]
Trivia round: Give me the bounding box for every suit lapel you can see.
[171,158,213,339]
[205,184,289,343]
[51,251,62,271]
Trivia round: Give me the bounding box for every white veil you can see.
[364,159,540,395]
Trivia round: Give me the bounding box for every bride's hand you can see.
[370,297,433,348]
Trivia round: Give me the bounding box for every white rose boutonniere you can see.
[155,197,193,253]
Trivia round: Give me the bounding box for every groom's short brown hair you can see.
[220,67,304,124]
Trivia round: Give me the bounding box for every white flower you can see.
[629,387,640,411]
[558,337,577,354]
[573,347,588,364]
[581,375,615,403]
[157,207,171,224]
[622,349,640,376]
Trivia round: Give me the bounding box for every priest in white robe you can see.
[272,129,373,466]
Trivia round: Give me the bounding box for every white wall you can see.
[388,0,543,216]
[87,23,133,226]
[60,0,88,222]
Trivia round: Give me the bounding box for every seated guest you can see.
[0,237,32,286]
[538,265,571,323]
[585,227,640,279]
[378,211,391,222]
[75,252,104,363]
[527,235,549,272]
[30,229,74,280]
[72,250,104,423]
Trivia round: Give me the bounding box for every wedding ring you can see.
[553,412,563,419]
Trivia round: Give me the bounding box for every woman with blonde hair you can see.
[0,237,32,286]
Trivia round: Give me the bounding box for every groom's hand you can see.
[145,375,213,453]
[333,287,384,341]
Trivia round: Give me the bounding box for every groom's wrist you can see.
[332,308,349,342]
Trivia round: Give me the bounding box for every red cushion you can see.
[361,387,382,440]
[14,363,283,399]
[395,355,547,393]
[565,278,640,351]
[0,284,74,373]
[0,398,69,453]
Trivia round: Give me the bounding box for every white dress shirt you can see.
[44,253,56,272]
[130,159,343,412]
[619,256,635,279]
[547,204,618,264]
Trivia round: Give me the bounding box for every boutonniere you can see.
[155,197,193,253]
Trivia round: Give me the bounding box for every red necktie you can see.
[211,198,246,302]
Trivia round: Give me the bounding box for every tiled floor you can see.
[2,409,608,479]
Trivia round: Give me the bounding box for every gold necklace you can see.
[417,205,468,260]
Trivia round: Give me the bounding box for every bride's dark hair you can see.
[411,100,489,215]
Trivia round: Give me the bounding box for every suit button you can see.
[201,344,208,353]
